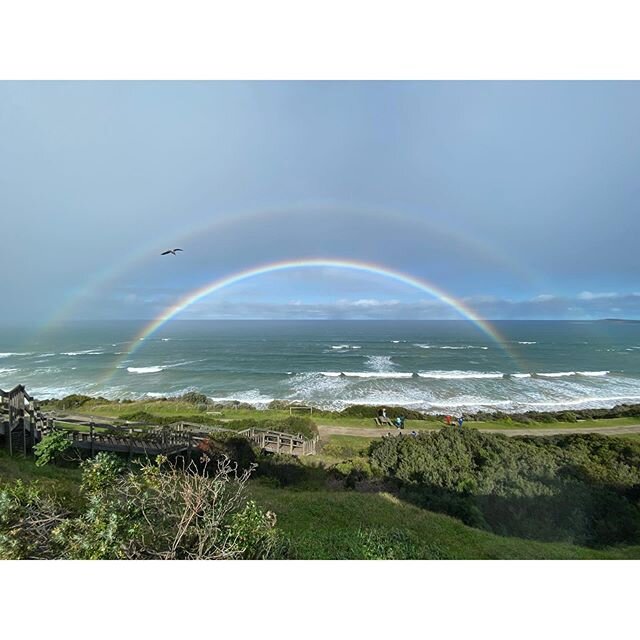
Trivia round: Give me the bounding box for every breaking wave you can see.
[127,366,164,374]
[61,349,104,356]
[414,344,488,350]
[417,370,504,379]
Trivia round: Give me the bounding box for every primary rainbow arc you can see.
[103,258,519,384]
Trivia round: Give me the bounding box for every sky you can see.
[1,81,639,324]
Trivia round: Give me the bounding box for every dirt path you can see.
[317,423,640,439]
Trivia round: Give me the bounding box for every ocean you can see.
[2,320,640,414]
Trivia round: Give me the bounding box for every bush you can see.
[179,391,209,405]
[333,458,374,488]
[44,394,94,410]
[1,453,282,560]
[0,480,68,559]
[368,429,640,546]
[198,432,258,471]
[34,430,72,467]
[260,416,319,439]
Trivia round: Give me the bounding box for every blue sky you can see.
[1,81,639,322]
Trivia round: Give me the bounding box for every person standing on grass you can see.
[457,415,464,429]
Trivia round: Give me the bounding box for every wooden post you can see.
[128,428,133,461]
[90,422,95,458]
[7,406,13,456]
[22,415,27,456]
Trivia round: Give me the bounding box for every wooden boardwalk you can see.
[2,385,317,458]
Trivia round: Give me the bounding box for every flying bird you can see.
[161,248,183,256]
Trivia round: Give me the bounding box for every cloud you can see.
[577,291,619,300]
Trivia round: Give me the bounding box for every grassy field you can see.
[48,398,640,433]
[248,482,640,559]
[2,448,638,559]
[0,449,82,508]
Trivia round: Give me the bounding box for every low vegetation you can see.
[0,452,282,560]
[5,390,640,559]
[368,429,640,547]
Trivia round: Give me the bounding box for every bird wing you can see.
[174,248,183,252]
[161,250,171,255]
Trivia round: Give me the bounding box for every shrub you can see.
[34,430,73,467]
[198,432,258,471]
[333,458,373,488]
[179,391,209,405]
[0,480,68,559]
[261,416,319,439]
[267,400,293,410]
[368,429,640,546]
[3,453,280,560]
[44,394,94,410]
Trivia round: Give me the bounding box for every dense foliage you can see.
[33,430,73,466]
[0,453,282,560]
[368,430,640,546]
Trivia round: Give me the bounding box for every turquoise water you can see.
[2,320,640,413]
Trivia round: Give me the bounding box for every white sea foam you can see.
[576,371,609,377]
[517,341,537,345]
[536,372,576,378]
[320,371,343,377]
[208,390,274,407]
[414,344,488,350]
[511,373,532,378]
[61,349,104,356]
[0,368,18,374]
[331,345,350,350]
[161,338,171,342]
[417,370,504,379]
[365,355,396,372]
[127,366,164,374]
[440,345,489,350]
[0,352,32,358]
[342,371,414,379]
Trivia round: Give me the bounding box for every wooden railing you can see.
[2,386,318,459]
[238,428,317,456]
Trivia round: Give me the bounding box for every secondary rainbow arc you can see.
[39,205,537,335]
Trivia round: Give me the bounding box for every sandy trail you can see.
[317,423,640,438]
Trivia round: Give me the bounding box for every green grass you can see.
[56,399,640,433]
[2,447,639,559]
[248,482,640,559]
[469,416,640,430]
[0,449,81,505]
